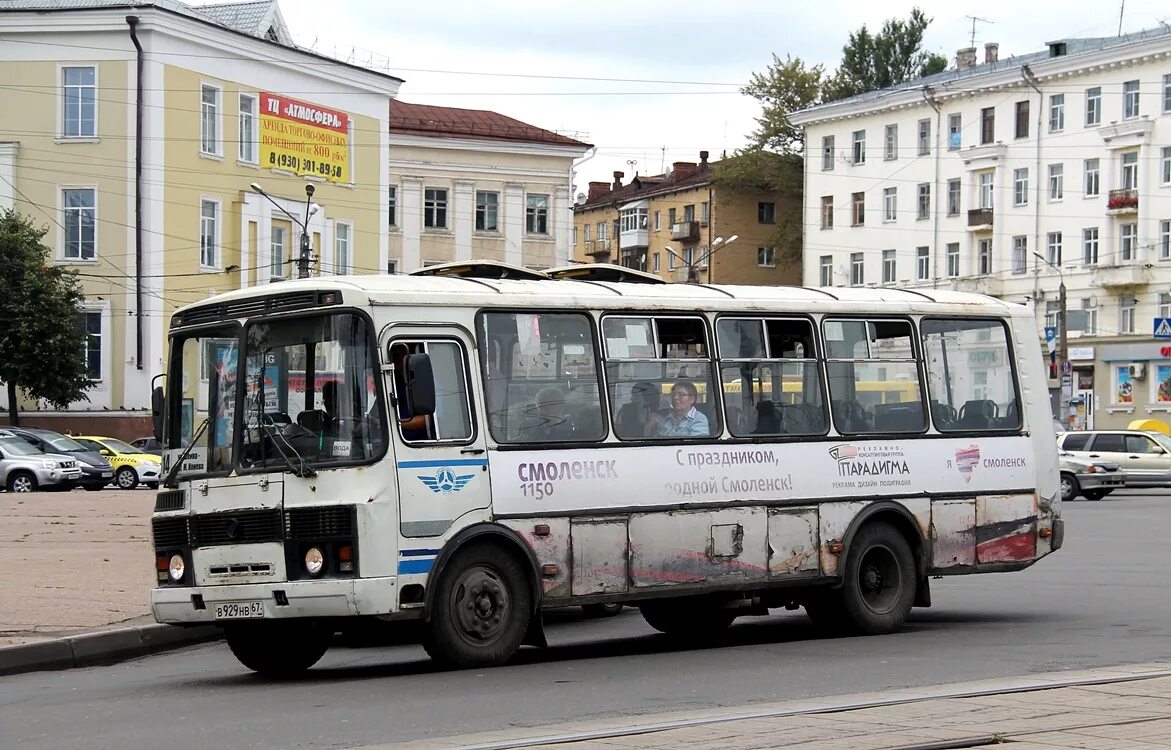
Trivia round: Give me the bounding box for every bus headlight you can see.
[304,547,325,576]
[168,554,186,582]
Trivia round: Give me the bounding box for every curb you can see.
[0,623,222,677]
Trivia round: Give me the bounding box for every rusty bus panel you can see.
[931,498,976,569]
[976,494,1038,564]
[502,518,571,598]
[767,507,820,577]
[629,507,767,588]
[570,519,629,596]
[819,501,867,576]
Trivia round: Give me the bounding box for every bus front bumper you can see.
[151,576,398,624]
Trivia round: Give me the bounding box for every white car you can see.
[0,434,84,492]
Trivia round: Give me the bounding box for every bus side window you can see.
[921,318,1020,433]
[825,318,925,435]
[390,340,474,443]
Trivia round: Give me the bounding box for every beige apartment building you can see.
[573,153,800,286]
[388,102,591,273]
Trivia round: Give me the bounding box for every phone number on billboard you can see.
[269,152,344,179]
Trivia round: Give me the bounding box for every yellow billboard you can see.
[260,93,350,184]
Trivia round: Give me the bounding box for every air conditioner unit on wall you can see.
[1129,363,1146,379]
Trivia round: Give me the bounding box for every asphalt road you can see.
[2,490,1169,750]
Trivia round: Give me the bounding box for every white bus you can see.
[150,262,1063,676]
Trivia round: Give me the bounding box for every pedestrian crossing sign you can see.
[1156,318,1171,339]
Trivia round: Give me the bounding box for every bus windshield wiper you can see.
[256,418,316,478]
[161,417,209,489]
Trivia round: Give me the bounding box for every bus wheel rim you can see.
[450,564,510,646]
[858,545,900,614]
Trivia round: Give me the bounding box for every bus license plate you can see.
[213,601,265,619]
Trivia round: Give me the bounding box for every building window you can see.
[1121,223,1137,261]
[851,192,865,226]
[822,135,835,170]
[820,195,834,229]
[1120,297,1136,334]
[978,238,992,275]
[946,242,959,278]
[883,187,897,222]
[475,191,499,231]
[1013,168,1029,206]
[388,186,397,227]
[1161,220,1171,261]
[757,201,775,224]
[916,246,929,280]
[572,226,577,246]
[916,183,930,220]
[238,93,257,163]
[1164,73,1171,113]
[620,208,648,232]
[1047,231,1062,265]
[978,172,994,210]
[526,194,549,234]
[653,210,661,230]
[1123,79,1140,119]
[199,199,218,268]
[1045,301,1059,329]
[269,223,286,278]
[819,255,833,286]
[1082,299,1097,334]
[79,310,101,380]
[1014,100,1029,139]
[652,252,660,272]
[757,246,776,268]
[683,204,695,223]
[1085,87,1101,126]
[1162,147,1171,185]
[62,188,96,260]
[1084,159,1100,197]
[700,201,709,224]
[852,130,866,164]
[1048,163,1064,201]
[917,118,931,156]
[850,252,864,285]
[946,179,961,216]
[1160,293,1171,319]
[1122,151,1138,190]
[1048,93,1065,132]
[334,222,351,275]
[884,124,898,160]
[980,107,995,145]
[1012,236,1027,274]
[1083,228,1099,265]
[666,208,676,227]
[386,260,398,275]
[200,84,220,156]
[947,113,961,150]
[882,249,896,283]
[597,221,607,241]
[583,224,590,243]
[424,188,448,229]
[62,66,96,138]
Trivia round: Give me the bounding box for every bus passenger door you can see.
[385,332,491,539]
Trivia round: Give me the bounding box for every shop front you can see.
[1095,343,1171,430]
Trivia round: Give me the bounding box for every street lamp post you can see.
[664,235,738,284]
[250,182,319,279]
[1033,252,1069,426]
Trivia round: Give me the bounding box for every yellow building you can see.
[0,0,400,435]
[573,152,800,286]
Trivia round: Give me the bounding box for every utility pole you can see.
[1035,252,1069,426]
[250,182,319,280]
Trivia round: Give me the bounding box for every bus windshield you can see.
[165,323,241,477]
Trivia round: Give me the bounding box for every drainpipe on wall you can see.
[923,86,943,288]
[127,16,144,370]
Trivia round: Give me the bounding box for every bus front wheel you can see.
[424,543,532,668]
[224,620,330,678]
[808,521,915,636]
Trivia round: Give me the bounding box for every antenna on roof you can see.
[965,15,993,47]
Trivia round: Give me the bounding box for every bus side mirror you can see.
[151,386,165,441]
[405,353,436,417]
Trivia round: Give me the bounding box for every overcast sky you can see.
[273,0,1170,194]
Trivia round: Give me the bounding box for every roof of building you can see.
[389,101,591,149]
[575,161,716,212]
[792,24,1171,122]
[196,1,281,37]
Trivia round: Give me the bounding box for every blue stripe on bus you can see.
[400,548,441,557]
[398,558,434,575]
[397,459,488,469]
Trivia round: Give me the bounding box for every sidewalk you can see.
[0,489,218,674]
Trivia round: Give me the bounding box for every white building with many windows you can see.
[790,29,1171,430]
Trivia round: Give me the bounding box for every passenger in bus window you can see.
[652,381,710,437]
[616,381,659,438]
[533,388,573,440]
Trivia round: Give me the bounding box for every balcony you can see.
[1091,261,1151,288]
[952,275,1003,296]
[1106,188,1138,216]
[671,221,700,243]
[966,207,993,232]
[619,228,649,250]
[584,239,611,258]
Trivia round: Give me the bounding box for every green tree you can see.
[823,8,949,102]
[0,209,93,426]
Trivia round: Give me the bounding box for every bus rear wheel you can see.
[639,600,736,638]
[224,620,330,678]
[816,521,915,636]
[424,543,532,668]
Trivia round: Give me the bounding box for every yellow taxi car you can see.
[72,436,163,490]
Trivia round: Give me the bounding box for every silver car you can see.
[1057,430,1171,488]
[1058,451,1125,502]
[0,435,84,492]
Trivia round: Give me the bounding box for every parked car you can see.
[1058,451,1125,502]
[0,433,83,493]
[3,426,114,491]
[71,435,162,490]
[130,436,163,456]
[1057,430,1171,489]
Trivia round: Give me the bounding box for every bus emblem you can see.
[954,445,981,483]
[418,467,475,494]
